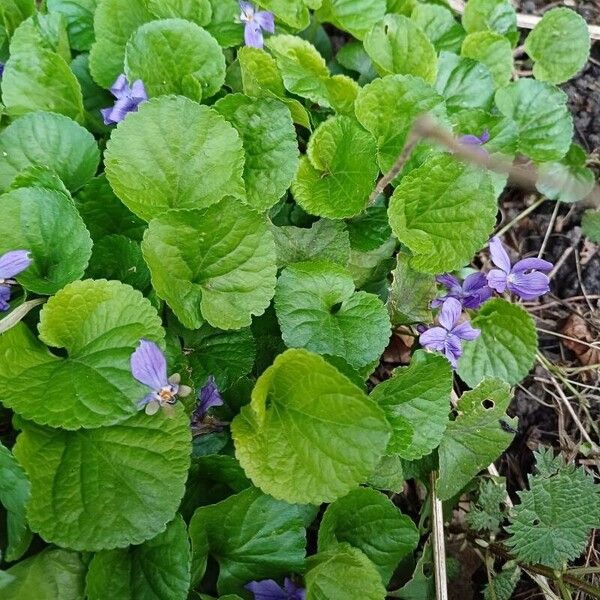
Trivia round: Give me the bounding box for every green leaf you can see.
[315,0,386,40]
[536,143,595,203]
[0,0,35,39]
[0,442,31,562]
[105,96,245,221]
[348,237,396,291]
[435,51,495,113]
[142,199,277,330]
[484,565,521,600]
[86,515,190,600]
[275,261,391,368]
[318,488,418,584]
[271,220,350,268]
[371,350,452,459]
[437,378,516,500]
[367,454,405,492]
[346,204,392,253]
[1,548,86,600]
[257,0,309,29]
[506,449,600,569]
[336,41,377,85]
[394,540,435,600]
[0,111,99,193]
[204,0,243,47]
[231,349,391,504]
[47,0,97,51]
[0,279,164,429]
[461,31,513,88]
[214,94,298,211]
[450,108,518,156]
[364,14,437,82]
[462,0,518,46]
[0,187,92,295]
[582,209,600,242]
[458,298,537,387]
[387,253,436,326]
[125,19,225,102]
[86,234,151,291]
[292,116,379,219]
[8,12,71,60]
[305,543,387,600]
[466,478,508,532]
[388,153,497,274]
[148,0,212,26]
[89,0,153,88]
[524,8,590,84]
[411,4,465,53]
[355,74,446,173]
[13,407,191,551]
[495,79,573,162]
[189,487,306,594]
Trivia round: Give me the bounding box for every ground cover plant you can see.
[0,0,599,598]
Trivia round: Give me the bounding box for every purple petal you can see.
[512,257,553,274]
[438,297,462,331]
[487,268,508,294]
[0,250,31,279]
[480,129,490,143]
[131,339,168,390]
[459,134,484,146]
[245,579,287,600]
[254,10,275,32]
[444,334,463,368]
[130,79,148,101]
[239,0,255,19]
[110,74,129,98]
[101,107,116,125]
[462,272,488,294]
[0,63,4,79]
[462,285,493,309]
[245,21,264,48]
[436,273,461,293]
[0,285,11,311]
[451,321,480,341]
[508,271,550,300]
[284,578,306,600]
[489,237,511,274]
[419,326,448,352]
[431,295,448,308]
[195,375,223,419]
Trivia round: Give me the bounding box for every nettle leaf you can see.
[205,0,243,48]
[461,31,513,88]
[495,79,573,162]
[189,487,306,594]
[271,220,350,268]
[89,0,153,88]
[214,94,298,211]
[86,515,190,600]
[387,253,436,326]
[0,187,92,295]
[388,153,497,274]
[0,111,99,193]
[506,451,600,569]
[147,0,212,26]
[524,8,590,84]
[364,14,437,82]
[1,548,86,600]
[435,51,495,113]
[0,279,164,429]
[143,201,275,330]
[371,350,452,459]
[438,378,515,500]
[13,407,191,551]
[258,0,309,30]
[315,0,387,40]
[462,0,518,46]
[46,0,97,52]
[484,565,521,600]
[275,261,391,368]
[318,488,419,584]
[292,116,379,219]
[355,74,446,173]
[582,209,600,242]
[458,298,537,387]
[305,543,387,600]
[0,442,31,562]
[231,349,391,504]
[125,19,225,102]
[537,143,595,204]
[105,96,245,221]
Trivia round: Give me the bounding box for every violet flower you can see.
[419,297,480,368]
[0,63,4,78]
[245,577,306,600]
[0,250,32,311]
[239,1,275,49]
[458,129,490,155]
[487,237,553,300]
[192,375,223,423]
[432,272,492,310]
[101,74,148,125]
[130,340,191,415]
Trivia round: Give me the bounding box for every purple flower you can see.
[101,74,148,125]
[487,237,553,300]
[458,129,490,155]
[245,577,306,600]
[192,375,223,422]
[0,250,32,311]
[419,297,480,368]
[432,272,493,310]
[0,63,4,78]
[130,340,191,415]
[239,1,275,49]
